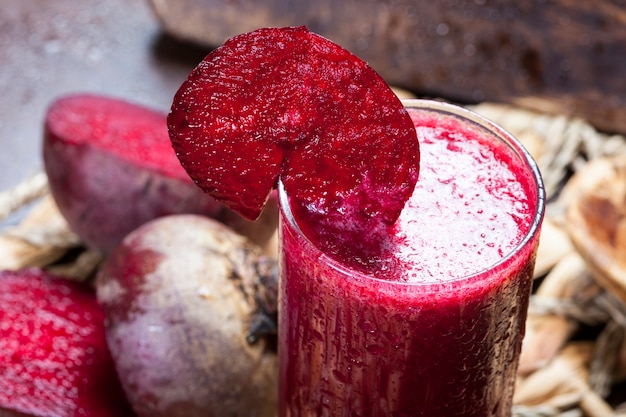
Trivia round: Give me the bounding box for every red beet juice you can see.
[278,100,545,417]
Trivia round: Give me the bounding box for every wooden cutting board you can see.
[149,0,626,136]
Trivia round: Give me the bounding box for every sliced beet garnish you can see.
[168,26,419,232]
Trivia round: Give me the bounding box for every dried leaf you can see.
[0,195,80,270]
[520,253,596,375]
[566,157,626,304]
[515,342,593,407]
[534,217,575,278]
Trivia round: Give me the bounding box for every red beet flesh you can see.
[168,26,419,234]
[45,94,189,180]
[0,268,133,417]
[44,94,225,253]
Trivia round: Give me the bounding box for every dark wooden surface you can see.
[0,0,208,193]
[151,0,626,135]
[3,0,625,194]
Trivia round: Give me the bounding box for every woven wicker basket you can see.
[1,102,626,417]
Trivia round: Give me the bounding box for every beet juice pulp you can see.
[278,100,545,417]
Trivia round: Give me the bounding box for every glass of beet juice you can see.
[278,100,546,417]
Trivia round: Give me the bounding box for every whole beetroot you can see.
[43,94,227,254]
[95,214,278,417]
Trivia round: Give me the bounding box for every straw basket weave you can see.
[1,101,626,417]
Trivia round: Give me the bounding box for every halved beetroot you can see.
[0,268,134,417]
[168,26,419,235]
[43,93,225,253]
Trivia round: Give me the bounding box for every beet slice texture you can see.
[46,94,189,181]
[168,26,419,230]
[0,268,134,417]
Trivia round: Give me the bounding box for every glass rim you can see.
[278,98,546,286]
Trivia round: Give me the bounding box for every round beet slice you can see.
[168,26,419,234]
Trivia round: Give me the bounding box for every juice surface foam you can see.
[291,107,538,283]
[392,109,536,283]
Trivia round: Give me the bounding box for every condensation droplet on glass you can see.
[359,23,373,36]
[464,43,477,57]
[443,42,456,56]
[436,23,449,36]
[88,47,103,62]
[197,285,212,299]
[44,39,61,55]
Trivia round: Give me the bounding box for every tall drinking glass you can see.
[278,99,545,417]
